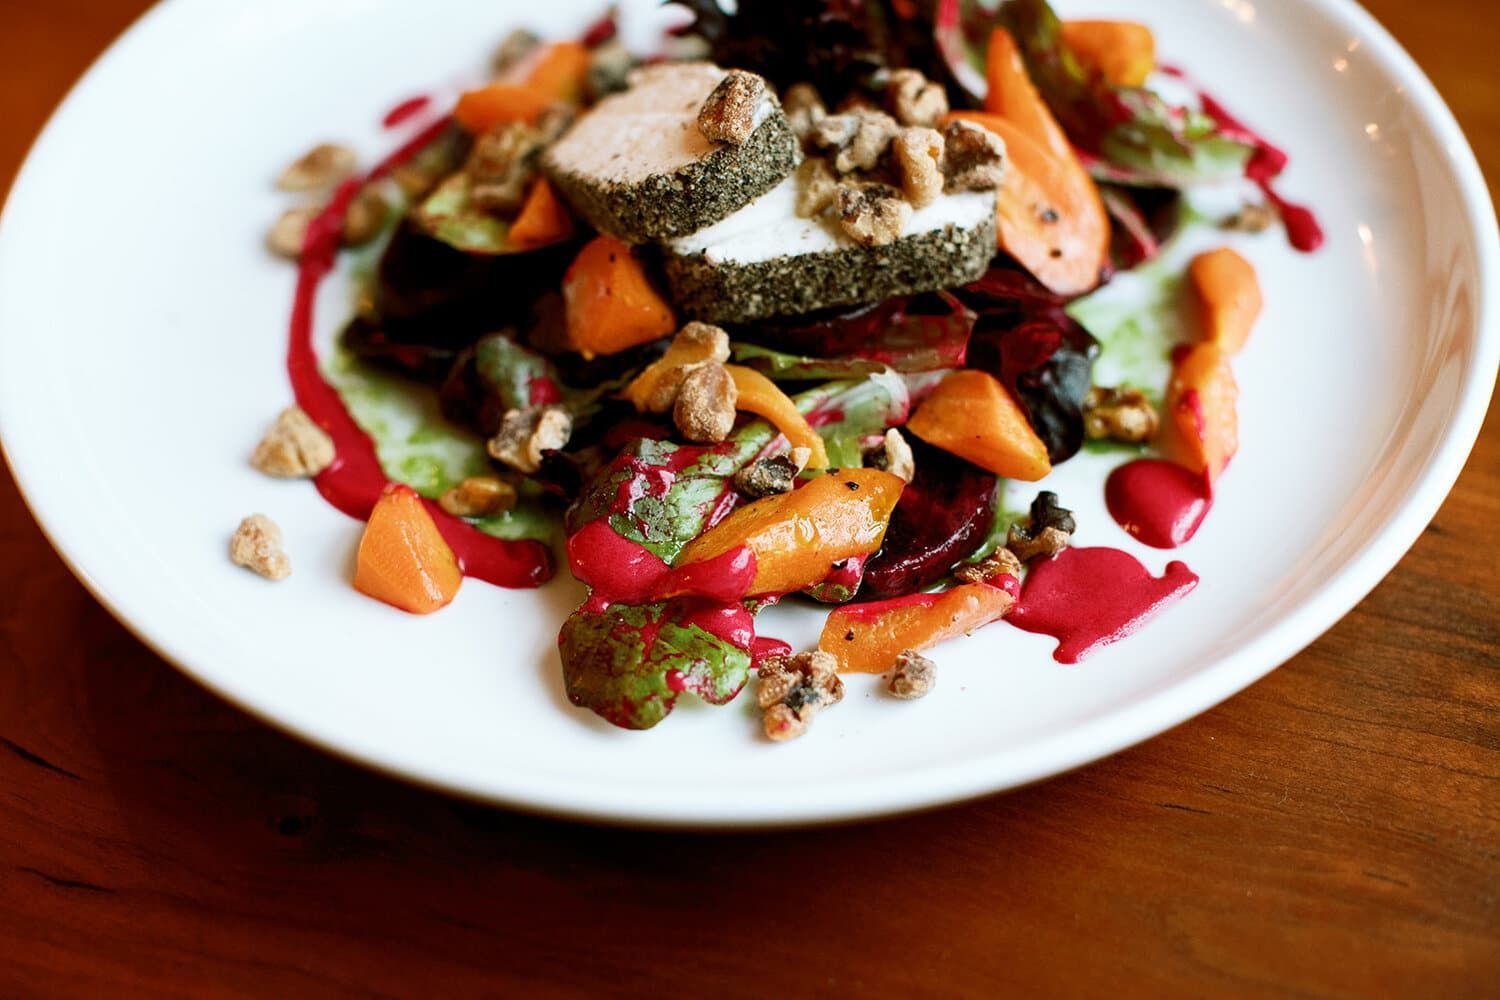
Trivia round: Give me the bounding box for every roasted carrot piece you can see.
[354,484,463,614]
[1061,20,1156,88]
[669,469,905,599]
[1189,247,1263,354]
[906,369,1051,481]
[819,580,1018,674]
[724,365,830,470]
[508,178,575,249]
[1163,343,1239,483]
[983,28,1076,162]
[562,235,676,359]
[453,41,589,133]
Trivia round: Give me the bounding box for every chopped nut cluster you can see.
[888,649,936,699]
[758,651,845,742]
[885,69,948,128]
[1083,386,1160,443]
[813,107,900,174]
[782,82,827,141]
[491,28,541,75]
[265,206,317,260]
[955,547,1023,586]
[794,157,840,219]
[698,70,767,145]
[251,406,335,478]
[1008,491,1076,562]
[673,362,739,443]
[1223,201,1276,234]
[640,322,733,413]
[837,183,912,247]
[734,455,799,498]
[276,143,357,192]
[942,119,1007,193]
[342,187,389,247]
[864,428,915,482]
[465,122,547,214]
[488,405,572,474]
[438,475,518,518]
[230,514,291,581]
[586,39,635,101]
[893,126,945,209]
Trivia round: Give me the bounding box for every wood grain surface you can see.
[1,1,1496,996]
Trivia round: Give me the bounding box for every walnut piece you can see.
[813,108,900,174]
[1083,386,1160,443]
[586,39,636,101]
[888,649,936,699]
[942,119,1007,192]
[758,651,844,742]
[487,405,572,474]
[230,514,290,581]
[251,406,335,478]
[673,362,738,443]
[954,547,1023,586]
[1008,491,1076,562]
[782,82,827,141]
[491,28,541,75]
[466,122,544,214]
[276,143,357,192]
[734,455,799,498]
[886,69,949,128]
[438,476,517,518]
[1223,202,1276,233]
[837,183,912,247]
[794,157,839,218]
[893,126,945,209]
[266,205,317,259]
[341,186,389,247]
[640,322,733,414]
[864,428,915,482]
[699,70,767,145]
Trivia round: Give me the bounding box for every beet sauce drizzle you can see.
[289,116,552,589]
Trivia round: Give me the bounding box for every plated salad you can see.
[239,0,1320,739]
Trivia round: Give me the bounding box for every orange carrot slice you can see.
[354,484,463,614]
[724,365,829,470]
[820,581,1017,673]
[1061,20,1156,88]
[562,236,676,359]
[508,178,575,249]
[1189,247,1263,354]
[906,369,1051,481]
[454,41,589,133]
[1163,343,1239,483]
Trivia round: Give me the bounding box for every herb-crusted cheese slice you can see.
[663,175,998,323]
[543,62,799,243]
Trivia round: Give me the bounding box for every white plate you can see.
[1,0,1495,827]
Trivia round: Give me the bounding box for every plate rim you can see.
[1,0,1496,828]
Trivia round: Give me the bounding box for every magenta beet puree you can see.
[1105,459,1212,549]
[289,118,551,589]
[381,95,431,129]
[1009,548,1199,663]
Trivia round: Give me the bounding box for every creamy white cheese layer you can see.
[667,176,996,264]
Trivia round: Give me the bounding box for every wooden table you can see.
[2,1,1496,994]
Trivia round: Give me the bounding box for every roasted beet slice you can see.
[860,441,998,599]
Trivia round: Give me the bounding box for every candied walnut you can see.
[1223,202,1276,233]
[942,119,1007,192]
[734,455,799,498]
[390,163,441,200]
[795,157,839,218]
[466,122,544,214]
[1083,386,1160,443]
[893,126,945,209]
[812,108,900,174]
[758,651,844,742]
[276,143,357,192]
[885,69,948,128]
[673,362,738,443]
[888,649,936,699]
[698,70,767,145]
[341,186,389,247]
[641,322,733,413]
[1008,491,1076,562]
[487,405,572,474]
[782,82,827,141]
[251,406,335,478]
[534,103,576,144]
[230,514,290,581]
[837,183,912,247]
[438,476,517,518]
[491,28,541,75]
[955,547,1023,585]
[586,39,635,101]
[265,205,317,260]
[864,428,915,482]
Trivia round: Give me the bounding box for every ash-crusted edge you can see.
[544,114,801,244]
[664,210,998,324]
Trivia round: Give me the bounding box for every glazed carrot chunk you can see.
[354,484,463,614]
[1061,20,1156,88]
[508,178,575,249]
[724,365,829,470]
[454,42,589,133]
[1189,247,1263,354]
[1163,343,1239,484]
[906,369,1051,481]
[820,581,1017,674]
[562,236,676,359]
